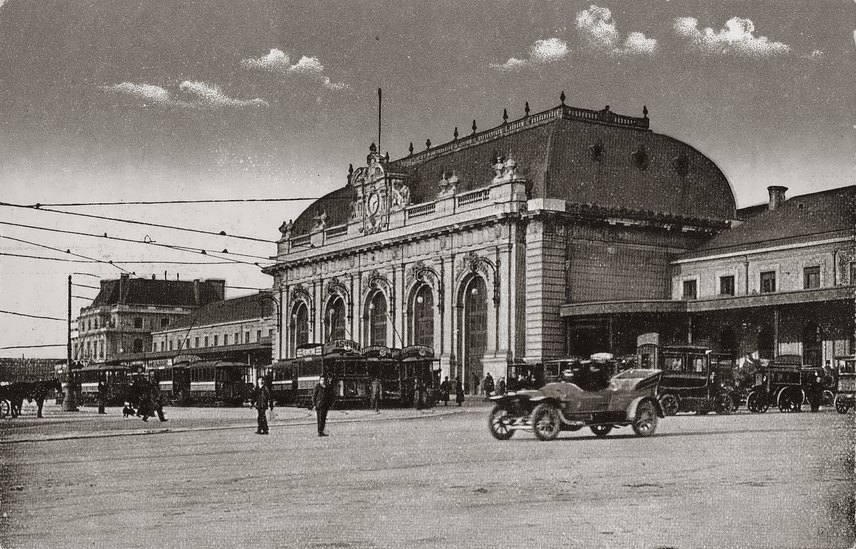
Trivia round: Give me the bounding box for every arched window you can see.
[326,297,346,342]
[803,322,823,367]
[757,326,774,360]
[411,285,434,348]
[293,302,309,349]
[132,338,143,353]
[367,292,387,347]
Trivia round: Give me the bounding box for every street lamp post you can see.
[257,292,281,375]
[62,274,78,411]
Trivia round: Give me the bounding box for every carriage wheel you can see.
[531,404,561,441]
[0,400,8,419]
[834,396,850,414]
[632,400,658,437]
[747,391,768,413]
[659,394,679,416]
[714,392,733,415]
[488,405,515,440]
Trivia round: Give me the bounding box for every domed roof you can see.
[291,104,736,236]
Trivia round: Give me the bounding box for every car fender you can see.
[626,396,664,419]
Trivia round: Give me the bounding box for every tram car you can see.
[361,346,402,403]
[77,365,133,406]
[159,360,252,406]
[833,355,855,414]
[399,345,440,406]
[276,340,363,408]
[637,333,738,415]
[745,354,805,413]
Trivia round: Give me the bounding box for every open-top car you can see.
[487,363,664,441]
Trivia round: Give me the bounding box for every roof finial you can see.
[369,142,377,153]
[524,101,530,117]
[502,108,508,125]
[642,105,649,118]
[472,119,477,134]
[384,151,390,162]
[348,163,353,176]
[425,138,431,150]
[453,126,459,141]
[560,90,566,105]
[408,142,414,156]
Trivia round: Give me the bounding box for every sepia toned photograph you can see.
[0,1,853,547]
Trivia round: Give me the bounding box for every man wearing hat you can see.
[312,375,335,436]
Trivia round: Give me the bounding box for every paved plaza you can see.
[1,402,854,549]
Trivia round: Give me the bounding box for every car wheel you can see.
[659,394,679,416]
[531,403,561,441]
[632,400,658,437]
[834,396,850,414]
[747,391,768,413]
[590,424,613,437]
[487,405,515,440]
[714,393,733,415]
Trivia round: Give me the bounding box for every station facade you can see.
[264,99,794,392]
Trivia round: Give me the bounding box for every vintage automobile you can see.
[487,363,664,442]
[833,356,855,414]
[636,334,738,416]
[745,355,805,413]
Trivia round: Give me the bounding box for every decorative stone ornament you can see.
[278,219,294,238]
[492,153,521,183]
[631,145,649,171]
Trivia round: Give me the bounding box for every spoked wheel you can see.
[632,400,658,437]
[822,390,835,407]
[488,405,515,440]
[747,391,769,413]
[834,396,850,414]
[659,394,679,416]
[714,392,734,415]
[0,399,9,419]
[531,403,561,441]
[590,424,613,438]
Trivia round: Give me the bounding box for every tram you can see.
[78,365,133,405]
[269,341,440,408]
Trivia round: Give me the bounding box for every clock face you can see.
[367,192,380,215]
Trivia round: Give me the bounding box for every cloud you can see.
[575,5,658,56]
[241,48,348,90]
[490,38,569,71]
[673,16,791,57]
[101,81,268,109]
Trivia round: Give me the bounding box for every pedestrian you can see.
[251,377,271,434]
[454,377,464,406]
[471,372,480,396]
[483,372,494,397]
[312,375,334,437]
[150,382,168,422]
[370,377,383,413]
[439,376,450,406]
[97,379,107,414]
[414,377,425,410]
[496,376,506,396]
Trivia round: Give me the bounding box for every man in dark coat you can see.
[151,382,167,422]
[97,379,107,414]
[483,373,495,397]
[454,378,465,406]
[439,376,450,406]
[370,377,383,413]
[251,377,272,434]
[312,375,334,436]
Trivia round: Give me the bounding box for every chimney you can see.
[193,279,200,305]
[206,279,226,302]
[767,186,788,211]
[118,273,129,304]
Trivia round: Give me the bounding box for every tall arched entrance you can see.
[292,302,309,353]
[325,297,346,342]
[410,284,434,349]
[364,292,388,347]
[463,276,487,394]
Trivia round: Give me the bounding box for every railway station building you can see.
[267,98,848,392]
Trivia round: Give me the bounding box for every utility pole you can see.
[62,274,78,411]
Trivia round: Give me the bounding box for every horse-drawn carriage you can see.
[0,379,61,418]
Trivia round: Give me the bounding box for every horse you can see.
[1,379,61,418]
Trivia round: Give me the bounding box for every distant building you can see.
[144,291,274,374]
[72,274,225,365]
[0,358,64,382]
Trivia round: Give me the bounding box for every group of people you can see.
[437,376,465,406]
[110,378,167,422]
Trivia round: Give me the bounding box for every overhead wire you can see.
[0,220,272,262]
[0,343,67,350]
[0,201,275,243]
[25,197,344,207]
[0,309,67,322]
[0,252,244,265]
[0,235,133,273]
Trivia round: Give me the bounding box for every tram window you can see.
[692,357,704,373]
[664,355,683,372]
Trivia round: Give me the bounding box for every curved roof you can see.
[291,104,736,235]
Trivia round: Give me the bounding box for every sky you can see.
[1,0,853,357]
